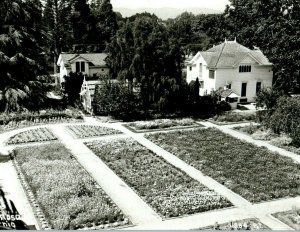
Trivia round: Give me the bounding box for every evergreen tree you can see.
[0,0,48,112]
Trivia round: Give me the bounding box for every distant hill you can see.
[114,7,223,19]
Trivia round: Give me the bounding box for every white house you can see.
[57,53,110,113]
[57,53,109,84]
[186,39,273,104]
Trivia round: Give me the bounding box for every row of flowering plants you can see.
[126,118,198,132]
[146,128,300,203]
[200,218,269,230]
[66,125,121,139]
[14,143,129,230]
[0,109,83,133]
[7,128,58,145]
[86,138,232,218]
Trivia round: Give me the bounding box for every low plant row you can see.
[14,143,129,230]
[86,138,231,218]
[146,128,300,203]
[234,124,300,155]
[200,218,269,230]
[7,128,57,145]
[127,118,197,132]
[66,125,120,139]
[0,109,83,133]
[273,208,300,230]
[210,112,256,125]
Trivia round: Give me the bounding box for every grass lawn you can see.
[7,128,57,145]
[66,125,121,139]
[146,128,300,203]
[14,143,127,229]
[86,138,232,218]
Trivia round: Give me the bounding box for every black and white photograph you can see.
[0,0,299,230]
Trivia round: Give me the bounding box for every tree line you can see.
[0,0,299,114]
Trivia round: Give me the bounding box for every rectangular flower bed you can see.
[126,118,200,132]
[199,218,269,230]
[14,143,128,229]
[66,125,121,139]
[7,128,57,145]
[273,210,300,230]
[86,138,231,218]
[146,128,300,203]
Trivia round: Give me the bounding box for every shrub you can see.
[266,96,300,146]
[92,80,140,120]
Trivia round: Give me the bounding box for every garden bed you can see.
[86,138,232,218]
[0,110,83,134]
[66,125,121,139]
[126,118,200,133]
[146,128,300,203]
[234,124,300,155]
[199,218,269,230]
[14,143,129,230]
[208,112,256,126]
[7,128,57,145]
[273,209,300,230]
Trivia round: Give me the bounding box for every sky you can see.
[111,0,230,10]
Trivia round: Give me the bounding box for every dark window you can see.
[209,70,215,79]
[76,61,85,72]
[189,66,192,71]
[239,65,251,73]
[241,83,247,97]
[76,62,80,72]
[256,82,262,94]
[227,84,231,89]
[81,62,85,72]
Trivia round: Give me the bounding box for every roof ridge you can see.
[213,42,226,68]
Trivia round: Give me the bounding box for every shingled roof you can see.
[192,40,272,68]
[59,53,108,67]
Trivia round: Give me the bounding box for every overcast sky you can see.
[111,0,230,10]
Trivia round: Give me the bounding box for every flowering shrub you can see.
[14,144,127,229]
[86,138,231,218]
[128,118,196,131]
[147,128,300,203]
[7,128,57,145]
[66,125,120,139]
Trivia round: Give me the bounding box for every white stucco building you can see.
[186,40,273,104]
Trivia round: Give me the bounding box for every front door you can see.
[241,83,247,97]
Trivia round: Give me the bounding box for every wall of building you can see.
[89,67,109,77]
[215,65,273,102]
[70,58,89,76]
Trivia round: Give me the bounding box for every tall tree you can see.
[225,0,300,93]
[0,0,48,112]
[90,0,118,50]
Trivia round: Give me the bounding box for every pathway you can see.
[0,117,299,230]
[0,161,39,229]
[50,125,162,225]
[199,121,300,164]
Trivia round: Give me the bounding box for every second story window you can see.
[239,65,251,73]
[209,70,215,79]
[199,63,203,77]
[76,62,85,72]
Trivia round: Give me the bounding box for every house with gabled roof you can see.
[57,53,110,113]
[57,53,109,85]
[186,39,273,104]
